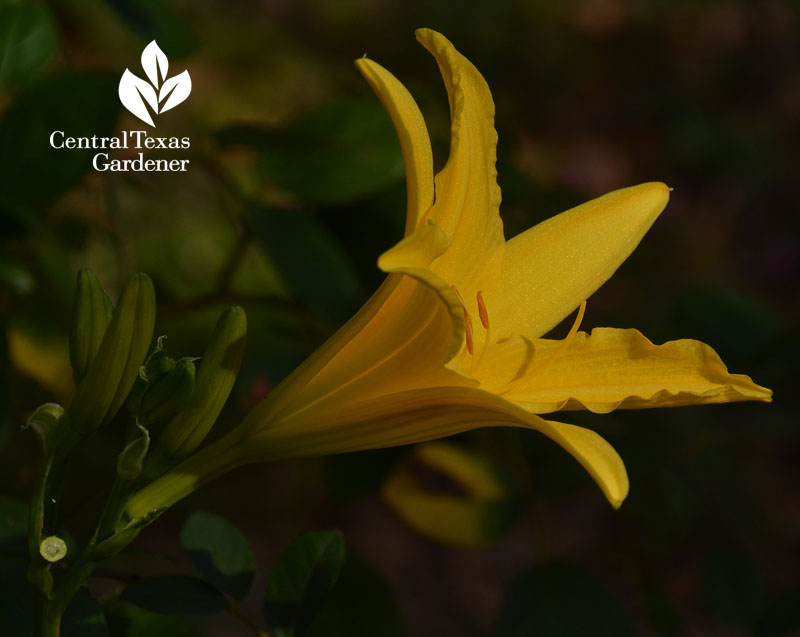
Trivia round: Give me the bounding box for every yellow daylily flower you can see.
[126,29,771,518]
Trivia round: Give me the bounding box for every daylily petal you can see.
[355,57,435,236]
[478,327,772,413]
[378,221,467,369]
[487,182,670,341]
[127,386,628,516]
[415,29,505,290]
[251,386,628,508]
[266,222,472,427]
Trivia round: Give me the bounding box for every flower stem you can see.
[126,436,244,519]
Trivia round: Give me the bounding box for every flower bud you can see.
[68,273,156,434]
[148,306,246,469]
[69,269,113,383]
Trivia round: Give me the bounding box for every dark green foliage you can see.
[120,575,230,616]
[249,206,363,324]
[0,5,57,87]
[180,509,256,600]
[304,555,405,637]
[253,97,406,206]
[263,530,346,637]
[0,71,119,216]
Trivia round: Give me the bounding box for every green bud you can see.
[127,337,176,416]
[143,339,177,383]
[68,273,156,434]
[140,357,196,426]
[69,269,113,383]
[152,306,246,466]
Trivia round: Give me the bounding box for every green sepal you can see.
[25,402,64,456]
[117,420,151,481]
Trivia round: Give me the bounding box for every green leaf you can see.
[120,575,230,616]
[180,510,256,600]
[0,70,119,217]
[263,530,346,637]
[0,5,57,87]
[249,206,363,324]
[0,497,27,545]
[252,97,405,206]
[104,601,193,637]
[304,555,405,637]
[494,563,635,637]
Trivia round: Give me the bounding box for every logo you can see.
[119,41,192,127]
[49,40,193,172]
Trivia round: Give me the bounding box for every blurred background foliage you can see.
[0,0,798,635]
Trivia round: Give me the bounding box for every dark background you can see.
[0,0,797,635]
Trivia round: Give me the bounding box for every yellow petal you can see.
[127,384,629,517]
[377,220,466,368]
[264,222,468,428]
[479,327,772,413]
[487,182,670,341]
[415,29,505,289]
[355,56,434,236]
[245,386,629,508]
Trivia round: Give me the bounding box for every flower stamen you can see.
[477,291,489,329]
[452,285,475,355]
[465,314,474,355]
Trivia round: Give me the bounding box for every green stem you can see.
[126,437,244,519]
[92,477,131,544]
[34,561,96,637]
[27,454,53,596]
[33,594,60,637]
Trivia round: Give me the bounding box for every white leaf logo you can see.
[118,41,191,127]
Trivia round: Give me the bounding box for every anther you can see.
[465,314,474,355]
[476,291,489,329]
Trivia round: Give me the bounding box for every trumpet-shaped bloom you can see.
[127,29,771,518]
